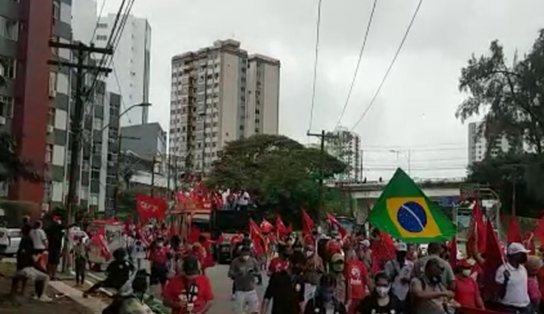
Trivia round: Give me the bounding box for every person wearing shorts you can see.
[228,246,260,314]
[12,230,51,302]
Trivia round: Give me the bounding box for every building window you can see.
[0,56,16,79]
[0,95,14,118]
[0,16,18,41]
[97,23,108,29]
[45,145,53,163]
[96,35,108,41]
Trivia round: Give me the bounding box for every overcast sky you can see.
[102,0,544,180]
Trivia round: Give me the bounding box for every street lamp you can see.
[111,102,152,213]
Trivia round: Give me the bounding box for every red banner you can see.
[275,216,289,238]
[260,219,273,233]
[507,216,522,244]
[301,209,314,237]
[535,214,544,244]
[466,201,486,258]
[136,194,167,222]
[327,213,347,239]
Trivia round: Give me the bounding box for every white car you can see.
[0,228,21,256]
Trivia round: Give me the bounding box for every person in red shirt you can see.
[344,248,369,314]
[268,245,291,276]
[453,259,484,309]
[163,255,214,314]
[538,249,544,314]
[149,237,169,288]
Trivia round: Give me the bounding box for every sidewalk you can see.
[0,261,108,314]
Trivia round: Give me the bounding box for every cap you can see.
[331,253,344,263]
[240,246,251,254]
[396,242,408,252]
[360,239,370,247]
[507,242,530,255]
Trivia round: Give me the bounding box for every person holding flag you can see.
[494,242,531,314]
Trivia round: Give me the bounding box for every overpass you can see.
[333,180,465,223]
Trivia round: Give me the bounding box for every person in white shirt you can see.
[29,220,48,253]
[495,242,531,313]
[384,242,414,303]
[237,189,250,211]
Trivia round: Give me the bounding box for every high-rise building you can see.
[94,13,151,126]
[2,0,74,210]
[325,127,361,182]
[169,39,280,174]
[468,121,515,165]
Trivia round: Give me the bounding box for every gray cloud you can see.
[102,0,544,179]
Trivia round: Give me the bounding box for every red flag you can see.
[466,201,487,258]
[327,213,347,239]
[301,210,314,237]
[249,219,266,255]
[275,216,289,238]
[482,219,504,300]
[507,216,522,244]
[136,194,168,222]
[534,214,544,244]
[260,219,273,233]
[286,223,293,234]
[370,232,396,273]
[448,237,458,268]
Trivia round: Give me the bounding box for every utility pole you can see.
[49,41,112,272]
[307,130,338,221]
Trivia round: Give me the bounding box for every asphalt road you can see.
[89,261,270,314]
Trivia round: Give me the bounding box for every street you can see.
[88,262,269,314]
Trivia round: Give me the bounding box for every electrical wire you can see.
[334,0,378,129]
[307,0,324,134]
[90,0,107,42]
[111,59,132,125]
[351,0,424,131]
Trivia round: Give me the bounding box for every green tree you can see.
[207,134,347,221]
[456,30,544,154]
[467,153,544,217]
[0,132,42,184]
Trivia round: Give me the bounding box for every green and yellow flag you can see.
[368,168,456,243]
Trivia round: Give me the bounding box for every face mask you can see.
[461,269,471,277]
[375,286,390,298]
[332,263,344,273]
[242,255,250,261]
[306,251,314,258]
[431,275,441,284]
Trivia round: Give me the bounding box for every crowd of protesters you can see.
[7,210,544,314]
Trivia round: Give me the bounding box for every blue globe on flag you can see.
[397,201,427,233]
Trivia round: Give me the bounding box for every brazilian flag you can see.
[369,168,456,243]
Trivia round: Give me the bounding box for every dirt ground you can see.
[0,262,94,314]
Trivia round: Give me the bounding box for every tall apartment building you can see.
[94,13,151,126]
[1,0,75,210]
[325,127,361,182]
[468,121,516,165]
[169,39,280,174]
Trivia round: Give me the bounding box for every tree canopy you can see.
[206,134,347,220]
[456,29,544,154]
[0,132,42,184]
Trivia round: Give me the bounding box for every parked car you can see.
[0,228,21,256]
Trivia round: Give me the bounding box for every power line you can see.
[364,146,466,152]
[90,0,107,42]
[363,166,466,171]
[351,0,424,131]
[111,59,132,125]
[334,0,378,128]
[307,0,324,134]
[364,141,466,149]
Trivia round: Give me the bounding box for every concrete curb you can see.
[49,281,107,314]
